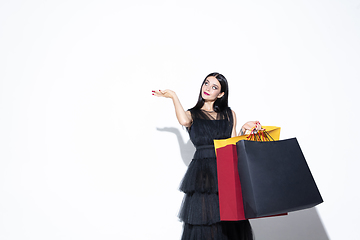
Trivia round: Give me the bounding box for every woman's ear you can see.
[217,92,225,98]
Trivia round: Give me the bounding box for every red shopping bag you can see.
[216,144,245,220]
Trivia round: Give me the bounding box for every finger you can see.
[152,90,162,96]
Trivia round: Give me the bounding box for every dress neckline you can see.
[200,109,215,113]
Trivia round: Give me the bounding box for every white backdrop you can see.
[1,0,359,239]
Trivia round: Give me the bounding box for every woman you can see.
[152,72,261,240]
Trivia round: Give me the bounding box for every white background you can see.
[1,0,359,239]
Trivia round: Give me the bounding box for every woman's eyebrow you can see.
[205,79,218,87]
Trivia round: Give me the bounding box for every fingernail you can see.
[152,90,155,92]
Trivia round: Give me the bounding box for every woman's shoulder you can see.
[187,108,201,119]
[185,110,192,119]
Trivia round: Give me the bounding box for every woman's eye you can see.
[212,86,217,90]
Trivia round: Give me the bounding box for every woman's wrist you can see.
[239,128,244,136]
[171,91,178,101]
[239,126,246,136]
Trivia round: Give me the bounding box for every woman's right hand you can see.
[152,89,175,99]
[152,89,192,127]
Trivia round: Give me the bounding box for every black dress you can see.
[179,107,253,240]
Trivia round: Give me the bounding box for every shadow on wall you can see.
[157,127,329,240]
[157,127,195,166]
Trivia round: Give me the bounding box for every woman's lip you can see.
[204,92,210,96]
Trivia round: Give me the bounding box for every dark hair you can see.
[190,72,229,112]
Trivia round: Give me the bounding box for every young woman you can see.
[152,72,261,240]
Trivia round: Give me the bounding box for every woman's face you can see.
[201,76,224,100]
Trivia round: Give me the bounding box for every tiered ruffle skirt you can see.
[179,146,253,240]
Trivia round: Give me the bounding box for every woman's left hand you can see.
[239,121,262,135]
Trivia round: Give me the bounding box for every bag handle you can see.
[246,127,274,142]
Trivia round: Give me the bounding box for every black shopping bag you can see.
[236,138,323,219]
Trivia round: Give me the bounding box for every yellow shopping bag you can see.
[214,126,281,151]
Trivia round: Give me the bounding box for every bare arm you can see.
[231,110,237,137]
[152,89,193,128]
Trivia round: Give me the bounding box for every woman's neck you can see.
[201,101,215,111]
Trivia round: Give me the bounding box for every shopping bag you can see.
[236,138,323,219]
[214,126,281,151]
[216,144,245,220]
[214,126,285,220]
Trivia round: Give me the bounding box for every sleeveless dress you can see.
[179,107,253,240]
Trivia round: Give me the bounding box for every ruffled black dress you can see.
[179,107,253,240]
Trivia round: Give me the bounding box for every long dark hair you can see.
[190,72,229,112]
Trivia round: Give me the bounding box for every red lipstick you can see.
[204,92,210,96]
